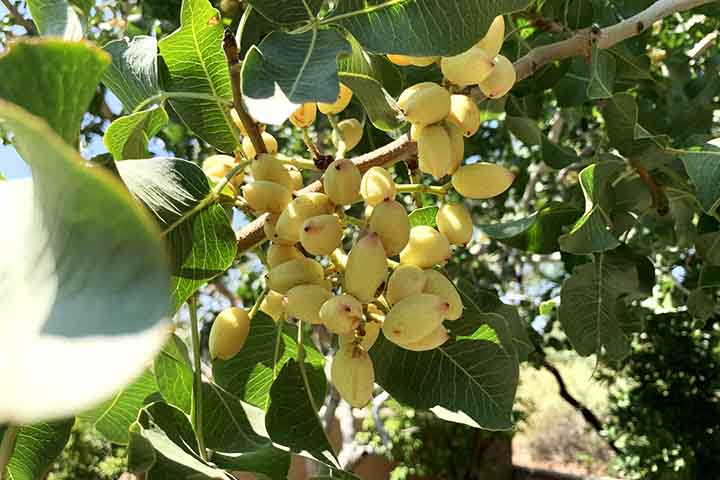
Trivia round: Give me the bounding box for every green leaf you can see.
[542,137,579,169]
[213,314,326,410]
[680,143,720,214]
[247,0,322,24]
[587,45,616,100]
[0,101,170,423]
[481,202,582,254]
[552,58,590,107]
[610,44,651,80]
[154,335,194,415]
[506,116,542,146]
[0,39,110,145]
[699,265,720,288]
[266,360,336,466]
[603,93,662,156]
[558,254,638,361]
[241,28,352,124]
[105,106,169,160]
[408,206,439,228]
[202,383,270,453]
[79,370,158,444]
[559,161,625,254]
[26,0,85,39]
[213,444,292,480]
[696,232,720,265]
[1,420,73,480]
[103,36,161,111]
[687,288,715,322]
[116,157,208,226]
[158,0,237,152]
[168,204,237,311]
[332,0,531,56]
[129,402,225,479]
[565,0,594,29]
[371,286,519,430]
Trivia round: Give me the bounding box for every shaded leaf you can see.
[680,143,720,215]
[0,39,109,144]
[542,137,579,169]
[696,232,720,266]
[202,383,268,453]
[603,92,664,156]
[26,0,84,39]
[1,420,73,480]
[506,116,542,146]
[587,44,616,100]
[154,335,194,415]
[213,444,292,480]
[247,0,322,24]
[105,106,169,160]
[0,100,170,423]
[480,202,582,254]
[103,36,161,111]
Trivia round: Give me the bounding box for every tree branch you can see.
[0,0,36,35]
[539,357,622,456]
[222,29,266,156]
[235,134,417,256]
[472,0,715,99]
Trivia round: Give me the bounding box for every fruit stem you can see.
[329,248,348,272]
[386,258,400,269]
[188,295,209,461]
[396,183,448,197]
[0,424,20,480]
[162,159,251,236]
[249,288,268,319]
[275,152,319,171]
[300,129,322,162]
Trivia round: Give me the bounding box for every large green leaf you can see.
[1,420,73,480]
[542,137,580,169]
[331,0,530,56]
[154,335,194,415]
[559,161,625,254]
[26,0,85,39]
[696,232,720,266]
[0,101,170,423]
[158,0,237,152]
[105,106,169,160]
[0,39,110,145]
[79,370,158,445]
[247,0,322,24]
[558,254,638,361]
[213,314,325,410]
[371,287,519,430]
[168,204,237,312]
[202,383,269,453]
[603,93,664,156]
[128,402,225,479]
[506,116,542,146]
[680,143,720,215]
[266,360,336,465]
[587,44,616,100]
[480,202,582,254]
[103,36,161,111]
[241,28,352,125]
[213,444,292,480]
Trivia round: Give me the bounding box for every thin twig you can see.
[0,0,36,34]
[188,295,209,461]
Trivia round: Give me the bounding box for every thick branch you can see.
[222,29,266,156]
[0,0,36,35]
[473,0,715,99]
[539,358,622,456]
[236,134,417,256]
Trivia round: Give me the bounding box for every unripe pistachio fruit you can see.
[386,54,439,67]
[397,82,451,125]
[275,193,333,243]
[394,324,449,351]
[418,124,453,179]
[451,163,514,199]
[399,226,451,268]
[478,55,516,99]
[448,95,481,137]
[423,269,463,320]
[331,345,375,408]
[323,158,361,206]
[320,294,363,334]
[260,290,285,322]
[436,203,473,245]
[386,264,427,306]
[209,307,251,360]
[287,166,303,191]
[344,232,388,303]
[267,242,304,268]
[230,109,264,136]
[202,155,241,186]
[242,131,278,159]
[332,118,364,152]
[300,214,344,256]
[318,83,353,115]
[382,293,449,344]
[289,103,317,128]
[444,121,465,173]
[251,154,294,189]
[360,167,396,206]
[441,47,495,86]
[475,15,505,58]
[242,181,292,214]
[368,199,411,256]
[267,257,324,293]
[285,284,332,324]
